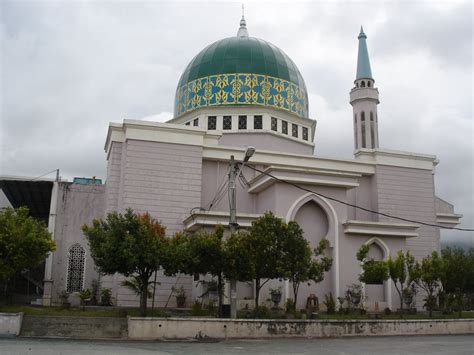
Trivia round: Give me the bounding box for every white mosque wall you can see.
[218,132,314,155]
[375,165,439,256]
[49,182,105,304]
[105,141,123,213]
[102,138,204,307]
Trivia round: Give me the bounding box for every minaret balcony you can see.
[350,87,379,104]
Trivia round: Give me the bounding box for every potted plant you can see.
[206,280,219,301]
[347,284,362,307]
[402,287,414,307]
[58,290,70,309]
[100,288,113,306]
[172,286,186,308]
[269,287,282,309]
[79,288,92,311]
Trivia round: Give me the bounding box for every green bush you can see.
[100,288,113,306]
[253,305,271,319]
[285,298,296,313]
[191,300,207,316]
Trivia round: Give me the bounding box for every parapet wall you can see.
[128,317,474,340]
[0,313,23,337]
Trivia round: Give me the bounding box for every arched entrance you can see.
[362,237,392,310]
[286,193,339,306]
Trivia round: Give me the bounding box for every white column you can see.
[43,179,59,306]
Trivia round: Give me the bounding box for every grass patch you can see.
[1,304,473,320]
[0,305,170,318]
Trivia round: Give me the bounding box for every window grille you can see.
[271,117,277,131]
[238,115,247,129]
[223,116,232,130]
[208,116,217,130]
[66,244,85,293]
[193,118,199,126]
[292,123,298,138]
[254,115,262,129]
[302,127,308,141]
[282,120,288,134]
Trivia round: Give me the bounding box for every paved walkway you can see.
[1,335,473,354]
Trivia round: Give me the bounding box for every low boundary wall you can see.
[0,313,23,337]
[128,317,474,340]
[21,316,128,339]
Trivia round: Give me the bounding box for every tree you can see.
[412,251,443,317]
[281,221,332,309]
[181,226,227,317]
[82,209,168,316]
[387,250,417,313]
[440,247,473,315]
[0,207,55,283]
[245,212,287,309]
[356,244,389,285]
[223,230,254,284]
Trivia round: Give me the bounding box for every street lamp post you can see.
[228,147,255,318]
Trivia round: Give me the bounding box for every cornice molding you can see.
[343,220,419,238]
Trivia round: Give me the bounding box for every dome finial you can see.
[237,4,249,38]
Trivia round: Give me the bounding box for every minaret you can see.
[350,26,379,150]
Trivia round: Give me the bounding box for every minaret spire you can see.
[356,25,373,80]
[350,26,380,151]
[237,4,249,38]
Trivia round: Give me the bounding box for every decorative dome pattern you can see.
[174,36,308,118]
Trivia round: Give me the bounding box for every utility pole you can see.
[228,155,238,318]
[228,148,255,318]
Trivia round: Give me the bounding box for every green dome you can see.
[174,36,308,118]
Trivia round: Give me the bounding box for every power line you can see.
[28,169,59,181]
[246,165,474,232]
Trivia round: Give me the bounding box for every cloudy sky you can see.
[0,0,472,244]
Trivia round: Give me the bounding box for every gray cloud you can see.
[0,0,472,245]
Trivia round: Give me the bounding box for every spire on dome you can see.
[237,4,249,38]
[356,25,373,80]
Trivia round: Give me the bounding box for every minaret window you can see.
[292,124,298,138]
[208,116,217,130]
[193,118,199,127]
[271,117,277,131]
[302,127,308,141]
[254,115,262,129]
[238,115,247,129]
[223,116,232,130]
[354,114,358,149]
[361,112,366,148]
[361,81,366,88]
[282,120,288,134]
[370,112,375,148]
[368,81,371,87]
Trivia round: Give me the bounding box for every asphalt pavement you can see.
[0,335,473,355]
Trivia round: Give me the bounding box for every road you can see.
[0,335,473,355]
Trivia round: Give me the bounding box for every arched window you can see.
[354,114,358,148]
[361,111,366,148]
[361,81,366,88]
[66,244,85,293]
[368,81,371,87]
[370,112,376,148]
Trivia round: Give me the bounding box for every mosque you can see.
[0,15,462,311]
